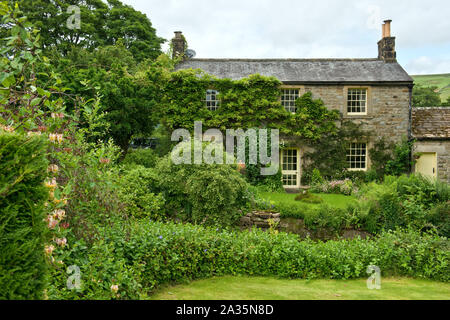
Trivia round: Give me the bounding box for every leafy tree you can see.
[53,44,173,153]
[412,85,442,107]
[5,0,164,61]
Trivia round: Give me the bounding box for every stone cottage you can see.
[172,21,449,186]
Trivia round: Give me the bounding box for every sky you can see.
[121,0,450,75]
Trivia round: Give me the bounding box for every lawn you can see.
[150,276,450,300]
[260,191,356,209]
[413,73,450,101]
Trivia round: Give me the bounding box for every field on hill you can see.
[413,73,450,101]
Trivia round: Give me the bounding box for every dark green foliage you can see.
[412,85,442,107]
[242,128,284,191]
[47,220,449,299]
[0,133,49,299]
[10,0,164,62]
[357,175,450,236]
[116,166,165,220]
[302,121,370,183]
[117,222,450,285]
[122,148,158,168]
[155,153,251,227]
[427,203,450,237]
[52,45,169,152]
[385,138,414,176]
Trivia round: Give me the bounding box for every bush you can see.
[355,175,450,235]
[116,166,165,220]
[0,132,49,299]
[155,154,251,227]
[121,222,449,289]
[122,148,158,168]
[295,191,323,204]
[311,179,354,195]
[47,220,449,299]
[427,202,450,238]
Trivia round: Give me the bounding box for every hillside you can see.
[412,73,450,102]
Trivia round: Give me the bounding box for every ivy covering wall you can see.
[161,70,340,140]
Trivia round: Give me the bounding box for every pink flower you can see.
[53,209,66,220]
[48,164,59,173]
[54,238,67,247]
[44,245,55,255]
[100,158,110,164]
[111,284,119,293]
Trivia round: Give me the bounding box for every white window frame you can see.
[347,142,368,171]
[281,148,300,188]
[281,88,300,113]
[205,89,220,111]
[346,88,368,115]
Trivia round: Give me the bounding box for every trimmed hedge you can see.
[119,221,449,291]
[0,132,49,299]
[48,219,449,299]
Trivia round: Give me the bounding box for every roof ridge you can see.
[187,58,382,62]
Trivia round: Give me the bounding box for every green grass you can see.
[413,73,450,101]
[260,191,356,209]
[150,276,450,300]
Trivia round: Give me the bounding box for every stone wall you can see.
[240,212,372,241]
[414,140,450,183]
[303,84,410,144]
[240,211,281,229]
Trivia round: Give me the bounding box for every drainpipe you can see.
[408,83,414,174]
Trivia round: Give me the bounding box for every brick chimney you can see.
[378,20,396,63]
[171,31,186,60]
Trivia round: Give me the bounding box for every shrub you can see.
[122,148,158,168]
[116,166,165,220]
[295,191,323,204]
[356,175,450,235]
[310,168,324,186]
[155,154,251,227]
[311,179,354,195]
[47,220,449,299]
[121,222,449,288]
[427,202,450,238]
[0,132,49,299]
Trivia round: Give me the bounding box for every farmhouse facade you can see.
[173,21,450,186]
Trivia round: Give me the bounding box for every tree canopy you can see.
[6,0,164,61]
[412,85,443,107]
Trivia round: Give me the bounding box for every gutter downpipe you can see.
[408,83,414,175]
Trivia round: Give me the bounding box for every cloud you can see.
[405,56,450,75]
[123,0,450,74]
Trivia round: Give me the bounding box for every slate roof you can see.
[175,58,413,84]
[412,107,450,139]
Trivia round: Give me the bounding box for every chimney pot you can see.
[383,20,392,37]
[378,20,396,63]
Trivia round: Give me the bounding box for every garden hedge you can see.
[0,132,49,299]
[121,222,449,291]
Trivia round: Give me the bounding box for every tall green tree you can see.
[412,85,442,107]
[5,0,164,61]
